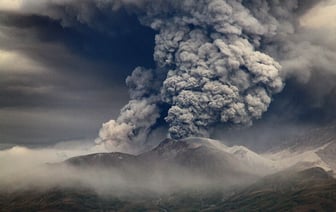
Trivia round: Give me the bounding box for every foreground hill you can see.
[1,167,335,211]
[216,167,336,211]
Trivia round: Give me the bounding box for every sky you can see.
[0,0,336,150]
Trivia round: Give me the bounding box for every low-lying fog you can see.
[0,141,257,197]
[2,122,334,197]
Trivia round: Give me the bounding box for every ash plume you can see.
[96,68,162,151]
[96,0,310,151]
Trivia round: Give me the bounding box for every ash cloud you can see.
[96,0,323,152]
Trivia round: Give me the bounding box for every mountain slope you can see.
[66,152,137,167]
[263,141,336,173]
[264,124,336,153]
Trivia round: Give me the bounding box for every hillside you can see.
[1,167,335,212]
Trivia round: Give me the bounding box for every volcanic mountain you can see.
[1,137,336,211]
[65,137,277,185]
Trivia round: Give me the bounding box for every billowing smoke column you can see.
[96,0,302,151]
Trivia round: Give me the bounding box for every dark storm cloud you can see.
[0,6,155,146]
[0,10,155,76]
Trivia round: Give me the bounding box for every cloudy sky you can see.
[0,0,336,150]
[0,1,156,148]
